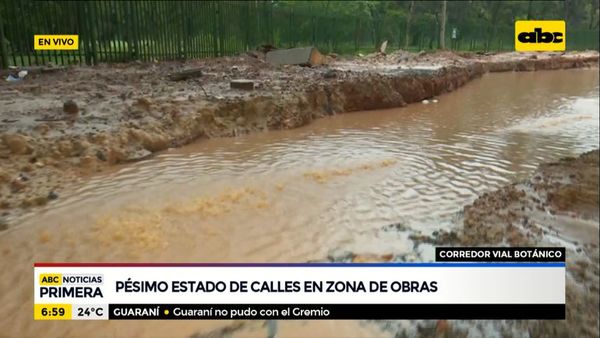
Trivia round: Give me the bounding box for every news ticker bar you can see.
[435,247,565,262]
[33,303,565,320]
[34,254,565,321]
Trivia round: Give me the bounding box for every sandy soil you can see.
[0,50,598,225]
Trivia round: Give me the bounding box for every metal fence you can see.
[1,1,598,69]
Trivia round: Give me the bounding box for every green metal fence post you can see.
[177,0,183,58]
[130,0,140,60]
[125,1,133,60]
[244,1,251,50]
[88,1,98,64]
[0,5,9,69]
[76,2,90,65]
[212,1,219,57]
[3,0,597,67]
[354,18,359,52]
[218,1,224,56]
[269,2,274,45]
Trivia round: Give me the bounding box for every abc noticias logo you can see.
[515,20,565,52]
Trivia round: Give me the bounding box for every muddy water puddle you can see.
[1,69,599,337]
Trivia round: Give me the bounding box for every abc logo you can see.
[518,28,563,43]
[514,20,565,51]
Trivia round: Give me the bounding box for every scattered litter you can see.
[6,70,29,82]
[422,99,430,104]
[379,40,388,54]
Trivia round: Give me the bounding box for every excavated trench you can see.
[0,52,597,221]
[0,60,598,337]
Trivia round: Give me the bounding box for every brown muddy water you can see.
[1,69,599,338]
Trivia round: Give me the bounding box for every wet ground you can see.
[0,68,598,337]
[0,51,597,221]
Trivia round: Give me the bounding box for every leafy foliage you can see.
[0,0,598,68]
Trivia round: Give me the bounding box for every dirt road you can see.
[0,50,597,223]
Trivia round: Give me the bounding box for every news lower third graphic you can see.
[34,248,566,321]
[33,35,79,50]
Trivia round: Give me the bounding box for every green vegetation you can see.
[0,0,598,68]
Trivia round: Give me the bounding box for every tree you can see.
[526,0,534,19]
[590,0,600,29]
[485,1,502,51]
[404,1,414,49]
[439,0,447,49]
[367,1,387,49]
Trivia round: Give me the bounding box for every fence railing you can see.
[1,1,598,69]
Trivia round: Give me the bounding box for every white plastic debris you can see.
[6,70,28,82]
[432,99,439,103]
[422,99,430,104]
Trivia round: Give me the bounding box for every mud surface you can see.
[403,150,599,337]
[0,50,598,222]
[182,150,600,337]
[0,61,597,337]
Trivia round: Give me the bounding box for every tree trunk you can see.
[369,6,381,49]
[589,0,599,29]
[526,0,533,20]
[439,0,447,50]
[404,1,415,49]
[486,2,502,51]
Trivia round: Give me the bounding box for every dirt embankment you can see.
[466,150,599,338]
[0,51,598,223]
[404,150,599,337]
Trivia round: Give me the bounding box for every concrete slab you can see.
[266,47,326,66]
